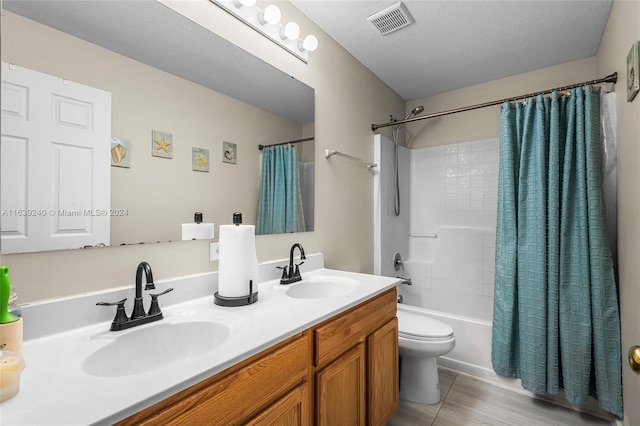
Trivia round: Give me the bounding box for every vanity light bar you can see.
[211,0,317,63]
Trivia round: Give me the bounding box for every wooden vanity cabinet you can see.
[118,287,397,426]
[116,332,312,426]
[314,288,398,426]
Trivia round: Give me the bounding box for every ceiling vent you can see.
[366,2,415,36]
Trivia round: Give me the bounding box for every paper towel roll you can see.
[218,225,258,298]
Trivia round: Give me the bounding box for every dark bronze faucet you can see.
[132,261,154,320]
[279,243,306,284]
[97,261,173,331]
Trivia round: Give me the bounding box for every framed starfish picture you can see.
[152,130,173,159]
[192,147,210,172]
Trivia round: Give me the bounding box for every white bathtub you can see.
[397,302,495,378]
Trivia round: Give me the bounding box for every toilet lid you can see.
[397,309,454,339]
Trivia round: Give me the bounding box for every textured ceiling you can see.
[291,0,614,100]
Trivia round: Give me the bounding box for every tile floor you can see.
[389,369,616,426]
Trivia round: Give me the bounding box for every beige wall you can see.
[405,57,597,148]
[1,0,405,302]
[596,1,640,424]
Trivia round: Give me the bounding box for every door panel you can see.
[1,62,111,253]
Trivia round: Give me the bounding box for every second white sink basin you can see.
[286,275,361,299]
[82,320,230,377]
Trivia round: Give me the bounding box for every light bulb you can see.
[258,5,281,25]
[299,34,318,52]
[280,21,300,41]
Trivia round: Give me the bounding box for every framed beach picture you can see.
[627,40,639,102]
[192,147,210,172]
[223,141,237,164]
[152,130,173,158]
[111,137,131,168]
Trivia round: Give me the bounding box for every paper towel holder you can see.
[214,280,258,307]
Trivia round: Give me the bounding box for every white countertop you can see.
[1,262,398,425]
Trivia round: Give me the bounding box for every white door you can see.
[1,62,111,253]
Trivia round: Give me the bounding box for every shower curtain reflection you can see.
[256,145,305,234]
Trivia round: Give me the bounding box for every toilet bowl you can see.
[397,303,455,404]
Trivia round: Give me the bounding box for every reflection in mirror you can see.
[257,137,315,234]
[0,0,315,254]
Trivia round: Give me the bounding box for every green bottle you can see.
[0,266,19,324]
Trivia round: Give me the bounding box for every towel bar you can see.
[325,149,377,170]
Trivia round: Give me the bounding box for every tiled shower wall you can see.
[404,139,499,321]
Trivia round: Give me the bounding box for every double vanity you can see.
[2,253,399,425]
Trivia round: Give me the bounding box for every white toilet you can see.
[397,303,455,404]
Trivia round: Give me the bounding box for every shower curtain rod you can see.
[258,136,314,150]
[371,72,618,131]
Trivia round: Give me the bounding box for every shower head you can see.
[390,105,426,132]
[404,105,424,120]
[394,105,425,131]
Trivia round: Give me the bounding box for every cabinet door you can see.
[246,384,310,426]
[367,318,398,426]
[316,343,366,426]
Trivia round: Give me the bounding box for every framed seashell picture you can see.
[223,141,237,164]
[111,137,131,168]
[627,40,639,102]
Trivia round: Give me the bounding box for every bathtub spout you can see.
[397,276,412,286]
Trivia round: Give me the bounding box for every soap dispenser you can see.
[215,212,259,306]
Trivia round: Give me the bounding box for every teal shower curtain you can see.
[491,88,622,417]
[257,145,300,234]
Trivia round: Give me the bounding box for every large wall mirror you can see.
[1,0,315,255]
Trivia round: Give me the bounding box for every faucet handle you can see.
[97,299,129,325]
[276,265,289,280]
[293,261,305,278]
[148,288,173,316]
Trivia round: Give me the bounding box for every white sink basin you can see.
[81,321,230,377]
[286,275,361,299]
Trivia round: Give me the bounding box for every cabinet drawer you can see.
[314,288,396,367]
[120,332,310,426]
